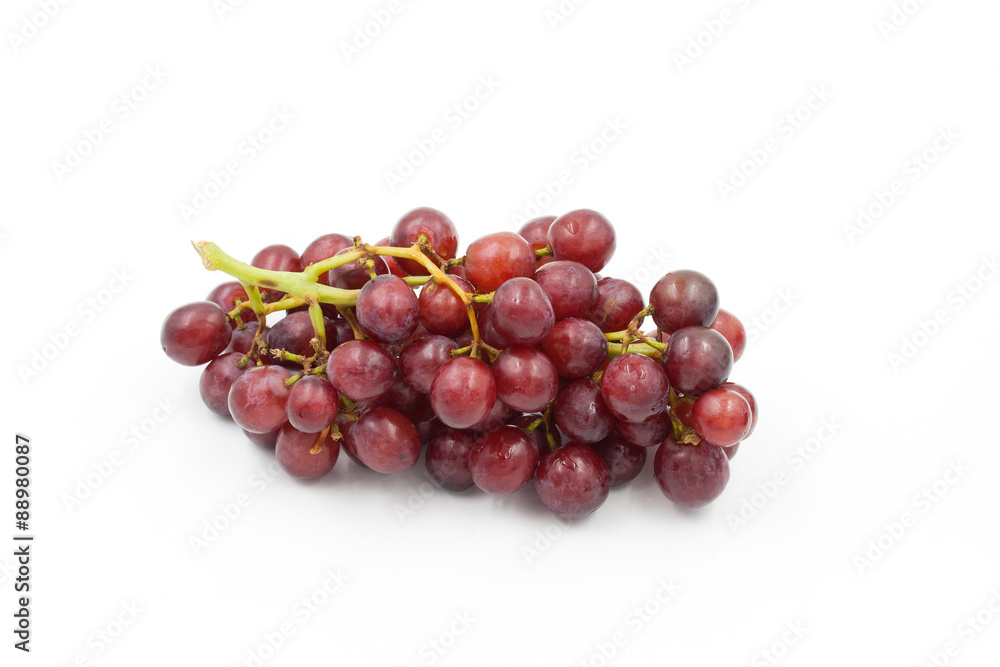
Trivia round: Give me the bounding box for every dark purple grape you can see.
[275,424,339,480]
[286,376,338,433]
[429,356,496,429]
[327,246,389,290]
[691,387,752,447]
[547,209,616,272]
[206,281,257,326]
[349,406,421,474]
[599,353,670,423]
[663,326,733,396]
[418,276,473,337]
[161,301,232,366]
[355,275,419,344]
[535,444,610,518]
[723,443,739,460]
[533,260,598,320]
[539,318,608,378]
[329,318,354,346]
[199,352,246,416]
[300,233,353,285]
[464,231,537,292]
[653,436,730,508]
[553,379,614,444]
[426,428,478,491]
[244,427,280,448]
[228,365,293,433]
[649,270,720,334]
[400,335,459,393]
[469,426,540,494]
[617,412,672,448]
[326,339,396,402]
[591,435,647,486]
[490,277,555,346]
[588,277,645,333]
[710,309,747,362]
[390,207,459,276]
[492,346,559,413]
[266,312,339,367]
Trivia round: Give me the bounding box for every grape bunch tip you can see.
[162,207,759,518]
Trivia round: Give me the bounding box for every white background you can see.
[3,1,999,665]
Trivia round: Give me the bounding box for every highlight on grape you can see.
[161,207,759,518]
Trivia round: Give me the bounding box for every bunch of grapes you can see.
[161,208,757,519]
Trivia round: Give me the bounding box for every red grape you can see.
[300,233,353,285]
[599,353,670,423]
[662,326,733,396]
[350,406,421,474]
[653,436,730,508]
[206,281,257,326]
[710,309,747,362]
[429,356,496,429]
[327,246,389,290]
[390,207,459,276]
[228,365,293,434]
[691,387,752,447]
[275,423,339,480]
[553,379,614,444]
[244,427,280,448]
[400,335,459,393]
[591,435,647,486]
[469,426,540,494]
[464,231,537,292]
[418,276,473,337]
[425,428,477,491]
[517,216,555,252]
[649,270,720,334]
[534,444,610,518]
[286,376,338,433]
[199,352,246,416]
[490,277,555,346]
[547,209,616,272]
[326,339,396,402]
[616,412,672,448]
[161,301,232,366]
[722,382,758,437]
[539,318,608,378]
[588,277,645,333]
[533,260,599,320]
[492,346,559,413]
[355,275,420,344]
[251,244,302,301]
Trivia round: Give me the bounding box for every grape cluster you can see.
[162,208,758,519]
